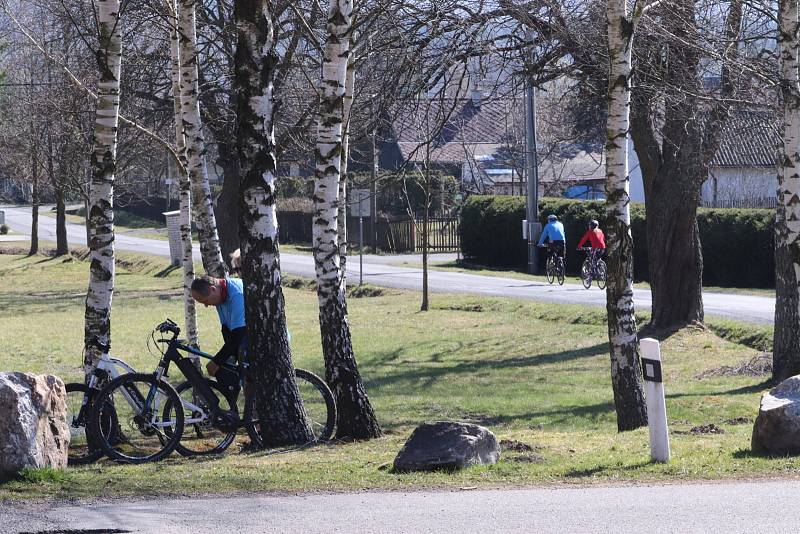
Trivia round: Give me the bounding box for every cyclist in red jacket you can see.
[576,220,606,262]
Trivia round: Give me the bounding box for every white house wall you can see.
[701,167,777,206]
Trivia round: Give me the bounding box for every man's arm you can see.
[577,230,590,249]
[207,326,247,376]
[537,225,549,245]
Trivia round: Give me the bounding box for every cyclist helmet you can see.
[547,214,558,222]
[589,219,599,229]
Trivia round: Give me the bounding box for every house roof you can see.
[711,111,779,168]
[391,97,522,164]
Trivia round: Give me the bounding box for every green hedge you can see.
[460,196,775,288]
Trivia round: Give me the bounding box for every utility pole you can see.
[371,99,379,249]
[525,74,540,274]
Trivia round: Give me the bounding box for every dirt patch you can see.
[722,417,752,425]
[674,423,726,435]
[500,439,536,453]
[440,304,484,312]
[349,285,385,298]
[696,352,772,379]
[505,453,545,464]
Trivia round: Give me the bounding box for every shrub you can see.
[460,196,775,288]
[0,224,8,235]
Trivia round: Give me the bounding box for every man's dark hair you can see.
[190,276,217,296]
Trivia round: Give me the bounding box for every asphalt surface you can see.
[2,480,800,533]
[0,205,776,324]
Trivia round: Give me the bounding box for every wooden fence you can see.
[276,211,460,253]
[701,197,778,209]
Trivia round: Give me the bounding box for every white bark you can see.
[604,0,647,431]
[775,0,800,379]
[312,0,381,439]
[177,0,225,277]
[169,0,198,346]
[313,0,352,300]
[84,0,122,368]
[338,50,356,279]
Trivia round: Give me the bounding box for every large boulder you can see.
[393,421,500,472]
[0,372,69,474]
[752,375,800,456]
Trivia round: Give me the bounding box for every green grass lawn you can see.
[0,243,790,501]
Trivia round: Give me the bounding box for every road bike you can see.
[540,244,565,285]
[579,247,607,290]
[87,319,336,464]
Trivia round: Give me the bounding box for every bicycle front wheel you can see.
[596,260,607,290]
[557,258,565,285]
[166,379,238,457]
[244,368,336,448]
[89,373,184,464]
[580,260,592,289]
[65,383,115,466]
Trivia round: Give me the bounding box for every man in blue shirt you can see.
[538,213,566,261]
[190,276,246,378]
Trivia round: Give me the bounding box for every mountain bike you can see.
[540,244,565,285]
[65,355,137,465]
[579,247,607,290]
[87,319,336,463]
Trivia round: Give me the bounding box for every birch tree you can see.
[604,0,648,431]
[774,0,800,381]
[313,0,381,440]
[234,0,314,446]
[84,0,122,368]
[169,0,198,345]
[177,0,226,277]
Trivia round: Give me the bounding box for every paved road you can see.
[1,205,776,324]
[2,480,800,533]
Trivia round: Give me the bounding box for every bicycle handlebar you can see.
[157,318,180,336]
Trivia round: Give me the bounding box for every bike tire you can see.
[244,368,337,448]
[89,373,184,464]
[580,260,592,289]
[557,258,565,285]
[545,257,555,284]
[166,379,238,457]
[65,383,114,466]
[596,260,608,290]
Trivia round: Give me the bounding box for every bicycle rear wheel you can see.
[557,258,565,285]
[89,373,184,464]
[596,260,607,290]
[545,256,555,284]
[65,383,115,466]
[580,260,592,289]
[244,368,336,448]
[166,379,238,457]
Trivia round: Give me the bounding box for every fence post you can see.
[640,338,670,463]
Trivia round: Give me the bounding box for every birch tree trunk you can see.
[338,50,356,277]
[234,0,314,446]
[170,0,198,346]
[604,0,647,431]
[28,149,39,256]
[177,0,226,278]
[84,0,122,368]
[774,0,800,381]
[313,0,381,440]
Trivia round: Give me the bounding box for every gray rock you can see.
[393,421,500,472]
[752,375,800,456]
[0,372,69,474]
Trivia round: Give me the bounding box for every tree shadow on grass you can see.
[378,400,616,433]
[154,264,180,278]
[664,378,774,400]
[365,341,608,390]
[564,459,652,478]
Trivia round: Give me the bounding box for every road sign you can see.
[350,189,370,217]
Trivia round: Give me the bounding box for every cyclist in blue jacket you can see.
[190,276,246,379]
[538,214,566,261]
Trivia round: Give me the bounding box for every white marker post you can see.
[640,338,670,463]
